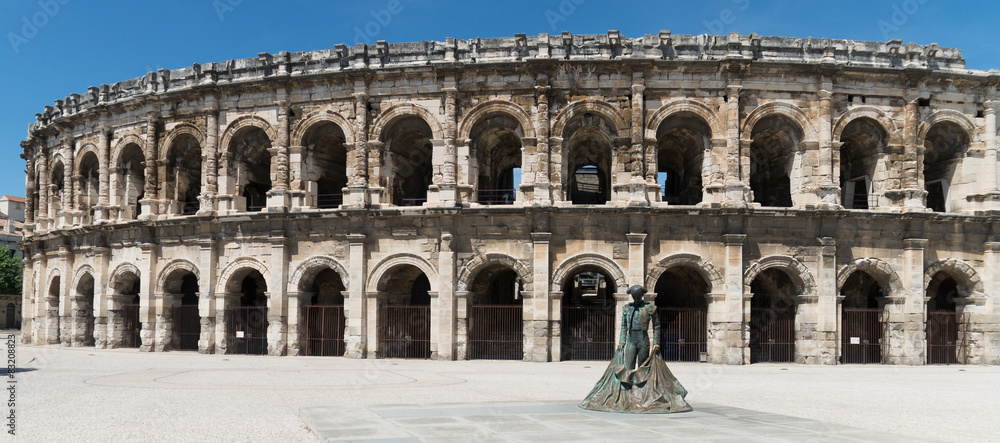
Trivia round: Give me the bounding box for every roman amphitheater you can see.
[16,31,1000,365]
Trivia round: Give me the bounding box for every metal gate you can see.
[927,312,966,365]
[562,306,615,361]
[174,305,200,351]
[749,308,795,363]
[225,307,269,355]
[658,308,707,362]
[468,305,523,360]
[842,308,888,364]
[122,304,141,348]
[377,305,431,359]
[304,305,345,357]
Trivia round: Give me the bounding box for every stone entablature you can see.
[17,32,1000,365]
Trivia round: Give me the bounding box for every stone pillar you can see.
[60,139,75,228]
[527,232,552,361]
[45,294,60,345]
[138,242,157,352]
[979,242,1000,364]
[533,85,553,206]
[815,237,838,364]
[57,246,72,347]
[626,233,646,287]
[38,148,49,231]
[199,106,219,215]
[198,237,217,354]
[817,88,838,207]
[627,78,649,206]
[978,103,1000,210]
[894,238,928,365]
[436,233,456,360]
[437,85,459,207]
[214,293,238,354]
[95,124,111,221]
[266,100,291,210]
[20,257,34,344]
[23,147,36,232]
[107,294,131,349]
[286,292,310,356]
[723,234,746,364]
[365,292,384,358]
[33,253,47,345]
[267,235,288,356]
[724,85,749,207]
[344,91,370,208]
[154,293,177,352]
[455,290,469,360]
[902,98,925,210]
[287,145,307,209]
[139,112,159,219]
[345,234,367,358]
[93,247,110,349]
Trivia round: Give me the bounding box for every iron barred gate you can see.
[225,307,269,355]
[174,305,200,351]
[377,305,431,359]
[749,308,795,363]
[561,306,615,361]
[841,308,888,364]
[658,308,707,362]
[927,312,966,365]
[122,304,141,348]
[305,305,345,357]
[468,305,523,360]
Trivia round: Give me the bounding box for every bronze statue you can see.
[579,285,692,413]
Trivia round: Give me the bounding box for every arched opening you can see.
[225,269,269,355]
[117,143,145,219]
[565,116,613,205]
[383,117,433,206]
[471,116,522,205]
[165,134,202,215]
[653,266,708,362]
[923,122,969,212]
[377,265,432,358]
[468,265,523,360]
[303,268,346,356]
[749,268,797,363]
[50,160,65,217]
[840,270,888,364]
[750,115,801,208]
[4,303,14,330]
[561,267,617,360]
[926,272,967,364]
[113,271,141,349]
[656,114,708,205]
[839,118,886,209]
[46,276,60,345]
[229,128,272,212]
[303,123,348,209]
[78,151,100,223]
[74,273,95,347]
[165,272,200,351]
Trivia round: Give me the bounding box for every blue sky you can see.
[1,0,997,200]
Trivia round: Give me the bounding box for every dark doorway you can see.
[468,266,523,360]
[561,269,616,361]
[174,273,200,351]
[304,269,346,357]
[377,268,432,359]
[226,270,269,355]
[749,269,797,363]
[926,273,966,364]
[654,266,708,362]
[841,271,888,364]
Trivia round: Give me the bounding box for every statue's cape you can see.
[579,348,693,414]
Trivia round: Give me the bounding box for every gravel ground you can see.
[9,333,999,442]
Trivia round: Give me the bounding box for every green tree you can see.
[0,246,22,295]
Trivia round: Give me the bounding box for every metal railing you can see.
[749,308,796,363]
[122,304,141,348]
[316,194,343,209]
[174,305,200,351]
[658,308,707,362]
[477,189,517,205]
[927,312,967,365]
[561,306,615,361]
[843,194,879,210]
[304,305,345,357]
[399,198,427,207]
[377,305,431,359]
[225,307,269,355]
[468,305,523,360]
[841,308,887,364]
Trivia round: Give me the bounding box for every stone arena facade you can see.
[16,32,1000,365]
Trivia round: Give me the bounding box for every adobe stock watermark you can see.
[877,0,929,39]
[546,0,587,30]
[7,0,72,55]
[354,0,413,45]
[703,0,750,34]
[214,0,243,22]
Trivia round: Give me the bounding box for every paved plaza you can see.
[10,332,999,442]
